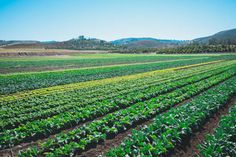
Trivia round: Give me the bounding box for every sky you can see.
[0,0,236,41]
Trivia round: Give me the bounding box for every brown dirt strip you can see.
[168,95,236,157]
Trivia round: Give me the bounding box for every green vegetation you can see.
[45,36,118,50]
[0,54,209,73]
[17,65,236,156]
[111,44,236,54]
[1,62,234,150]
[156,44,236,54]
[2,55,229,94]
[0,53,235,157]
[199,104,236,156]
[106,76,236,156]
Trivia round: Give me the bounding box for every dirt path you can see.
[168,95,236,157]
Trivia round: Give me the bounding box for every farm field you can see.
[0,53,236,157]
[1,53,235,73]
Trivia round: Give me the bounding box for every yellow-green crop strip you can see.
[16,65,236,156]
[0,60,235,149]
[1,61,232,122]
[0,54,236,157]
[0,60,225,102]
[0,55,230,95]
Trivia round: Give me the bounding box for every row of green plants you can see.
[0,56,226,94]
[1,65,234,149]
[17,71,235,156]
[0,55,197,73]
[199,104,236,156]
[106,77,236,157]
[1,64,230,131]
[2,61,214,114]
[2,60,225,109]
[1,60,231,117]
[2,61,227,121]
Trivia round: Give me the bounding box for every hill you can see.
[45,36,117,50]
[194,28,236,44]
[0,37,117,50]
[112,38,187,48]
[0,40,42,48]
[1,28,235,51]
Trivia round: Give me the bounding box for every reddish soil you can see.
[169,95,236,157]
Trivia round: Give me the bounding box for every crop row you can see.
[106,76,236,157]
[0,60,226,103]
[2,60,220,108]
[1,54,205,73]
[0,57,225,94]
[0,65,234,147]
[1,61,229,120]
[2,60,233,114]
[16,71,235,156]
[199,104,236,156]
[1,63,232,131]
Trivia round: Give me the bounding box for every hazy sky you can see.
[0,0,236,41]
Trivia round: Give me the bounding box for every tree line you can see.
[110,44,236,54]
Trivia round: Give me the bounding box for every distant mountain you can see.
[0,40,44,49]
[111,38,188,48]
[0,40,13,47]
[193,28,236,44]
[1,28,235,50]
[0,40,39,46]
[41,41,58,44]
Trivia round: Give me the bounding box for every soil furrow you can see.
[76,95,198,157]
[168,95,236,157]
[0,83,203,157]
[0,75,233,157]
